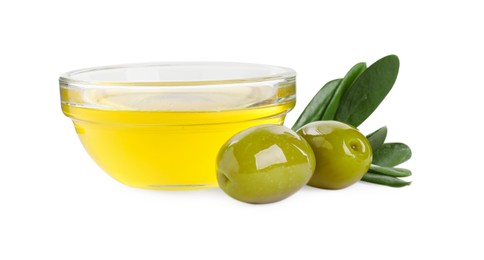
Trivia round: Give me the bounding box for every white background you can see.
[1,0,483,259]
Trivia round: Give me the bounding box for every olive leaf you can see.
[366,126,387,151]
[361,172,411,187]
[368,164,411,177]
[372,142,412,167]
[290,54,413,188]
[291,79,341,131]
[320,62,367,120]
[335,55,400,127]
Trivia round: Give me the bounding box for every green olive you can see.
[297,121,372,189]
[216,125,316,204]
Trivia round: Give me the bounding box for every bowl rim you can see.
[59,61,296,87]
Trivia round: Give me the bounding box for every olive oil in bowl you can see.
[60,62,296,189]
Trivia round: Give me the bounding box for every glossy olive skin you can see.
[297,121,372,189]
[216,125,316,204]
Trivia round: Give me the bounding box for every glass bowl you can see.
[60,62,296,190]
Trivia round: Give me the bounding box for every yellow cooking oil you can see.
[61,89,294,190]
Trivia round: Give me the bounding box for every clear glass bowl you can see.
[60,62,296,190]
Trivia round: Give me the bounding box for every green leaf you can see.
[373,142,412,167]
[335,55,400,127]
[291,79,341,131]
[369,164,411,177]
[320,62,367,120]
[366,126,387,151]
[361,172,411,187]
